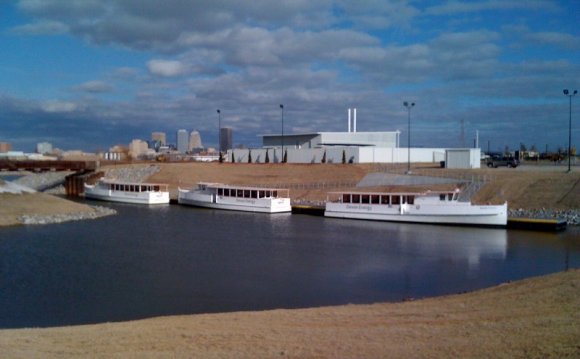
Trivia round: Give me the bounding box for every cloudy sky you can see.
[0,0,578,152]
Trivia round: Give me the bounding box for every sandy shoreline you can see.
[0,270,578,358]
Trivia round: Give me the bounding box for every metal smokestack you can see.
[354,108,357,133]
[348,108,351,133]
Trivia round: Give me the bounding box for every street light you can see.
[280,104,284,163]
[217,109,221,154]
[563,89,577,172]
[403,101,415,174]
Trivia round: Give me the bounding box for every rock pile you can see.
[509,208,580,225]
[13,171,73,191]
[104,165,160,183]
[19,206,117,225]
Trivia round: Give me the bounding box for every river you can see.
[0,201,578,329]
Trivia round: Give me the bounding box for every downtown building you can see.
[219,127,233,153]
[176,129,189,153]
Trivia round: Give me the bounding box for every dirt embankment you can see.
[0,192,97,227]
[145,162,579,209]
[0,270,578,358]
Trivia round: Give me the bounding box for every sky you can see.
[0,0,578,153]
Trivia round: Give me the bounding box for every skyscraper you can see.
[189,130,203,151]
[177,129,188,153]
[220,127,233,152]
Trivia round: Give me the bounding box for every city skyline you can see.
[0,1,578,152]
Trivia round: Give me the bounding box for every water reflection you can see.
[0,202,577,329]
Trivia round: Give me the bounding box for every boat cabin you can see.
[198,183,290,199]
[328,190,460,205]
[103,181,168,193]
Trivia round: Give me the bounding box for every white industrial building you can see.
[228,108,481,168]
[262,131,400,149]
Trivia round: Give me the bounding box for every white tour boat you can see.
[84,179,170,205]
[324,189,507,227]
[178,182,291,213]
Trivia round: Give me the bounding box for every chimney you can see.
[348,108,351,133]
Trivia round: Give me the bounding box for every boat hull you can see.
[178,191,291,213]
[84,188,169,205]
[324,202,507,227]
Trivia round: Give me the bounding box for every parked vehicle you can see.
[486,155,519,168]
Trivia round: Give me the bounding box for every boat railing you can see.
[228,180,359,191]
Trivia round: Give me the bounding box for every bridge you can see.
[0,159,97,172]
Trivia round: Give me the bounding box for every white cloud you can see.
[425,0,559,15]
[41,100,78,113]
[76,81,114,93]
[525,32,580,50]
[147,59,186,77]
[9,20,68,35]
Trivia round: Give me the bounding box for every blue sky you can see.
[0,0,578,152]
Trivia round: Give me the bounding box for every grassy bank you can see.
[0,270,578,358]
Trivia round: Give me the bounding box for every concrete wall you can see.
[227,147,476,166]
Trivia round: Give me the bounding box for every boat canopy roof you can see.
[327,188,461,197]
[198,182,289,193]
[100,178,169,189]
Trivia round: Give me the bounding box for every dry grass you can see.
[0,270,578,358]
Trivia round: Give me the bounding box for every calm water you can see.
[0,202,579,329]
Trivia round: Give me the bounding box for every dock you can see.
[291,205,325,216]
[507,217,567,232]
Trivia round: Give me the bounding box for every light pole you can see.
[280,104,284,163]
[563,89,577,172]
[403,101,415,174]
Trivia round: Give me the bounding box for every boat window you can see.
[440,194,446,201]
[361,195,370,204]
[381,195,390,205]
[342,194,350,203]
[392,196,400,205]
[237,189,243,197]
[259,190,264,198]
[218,188,223,196]
[407,196,415,205]
[352,194,360,203]
[265,190,271,197]
[448,194,453,201]
[453,193,458,201]
[251,190,257,198]
[273,191,278,198]
[243,190,250,198]
[371,195,380,204]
